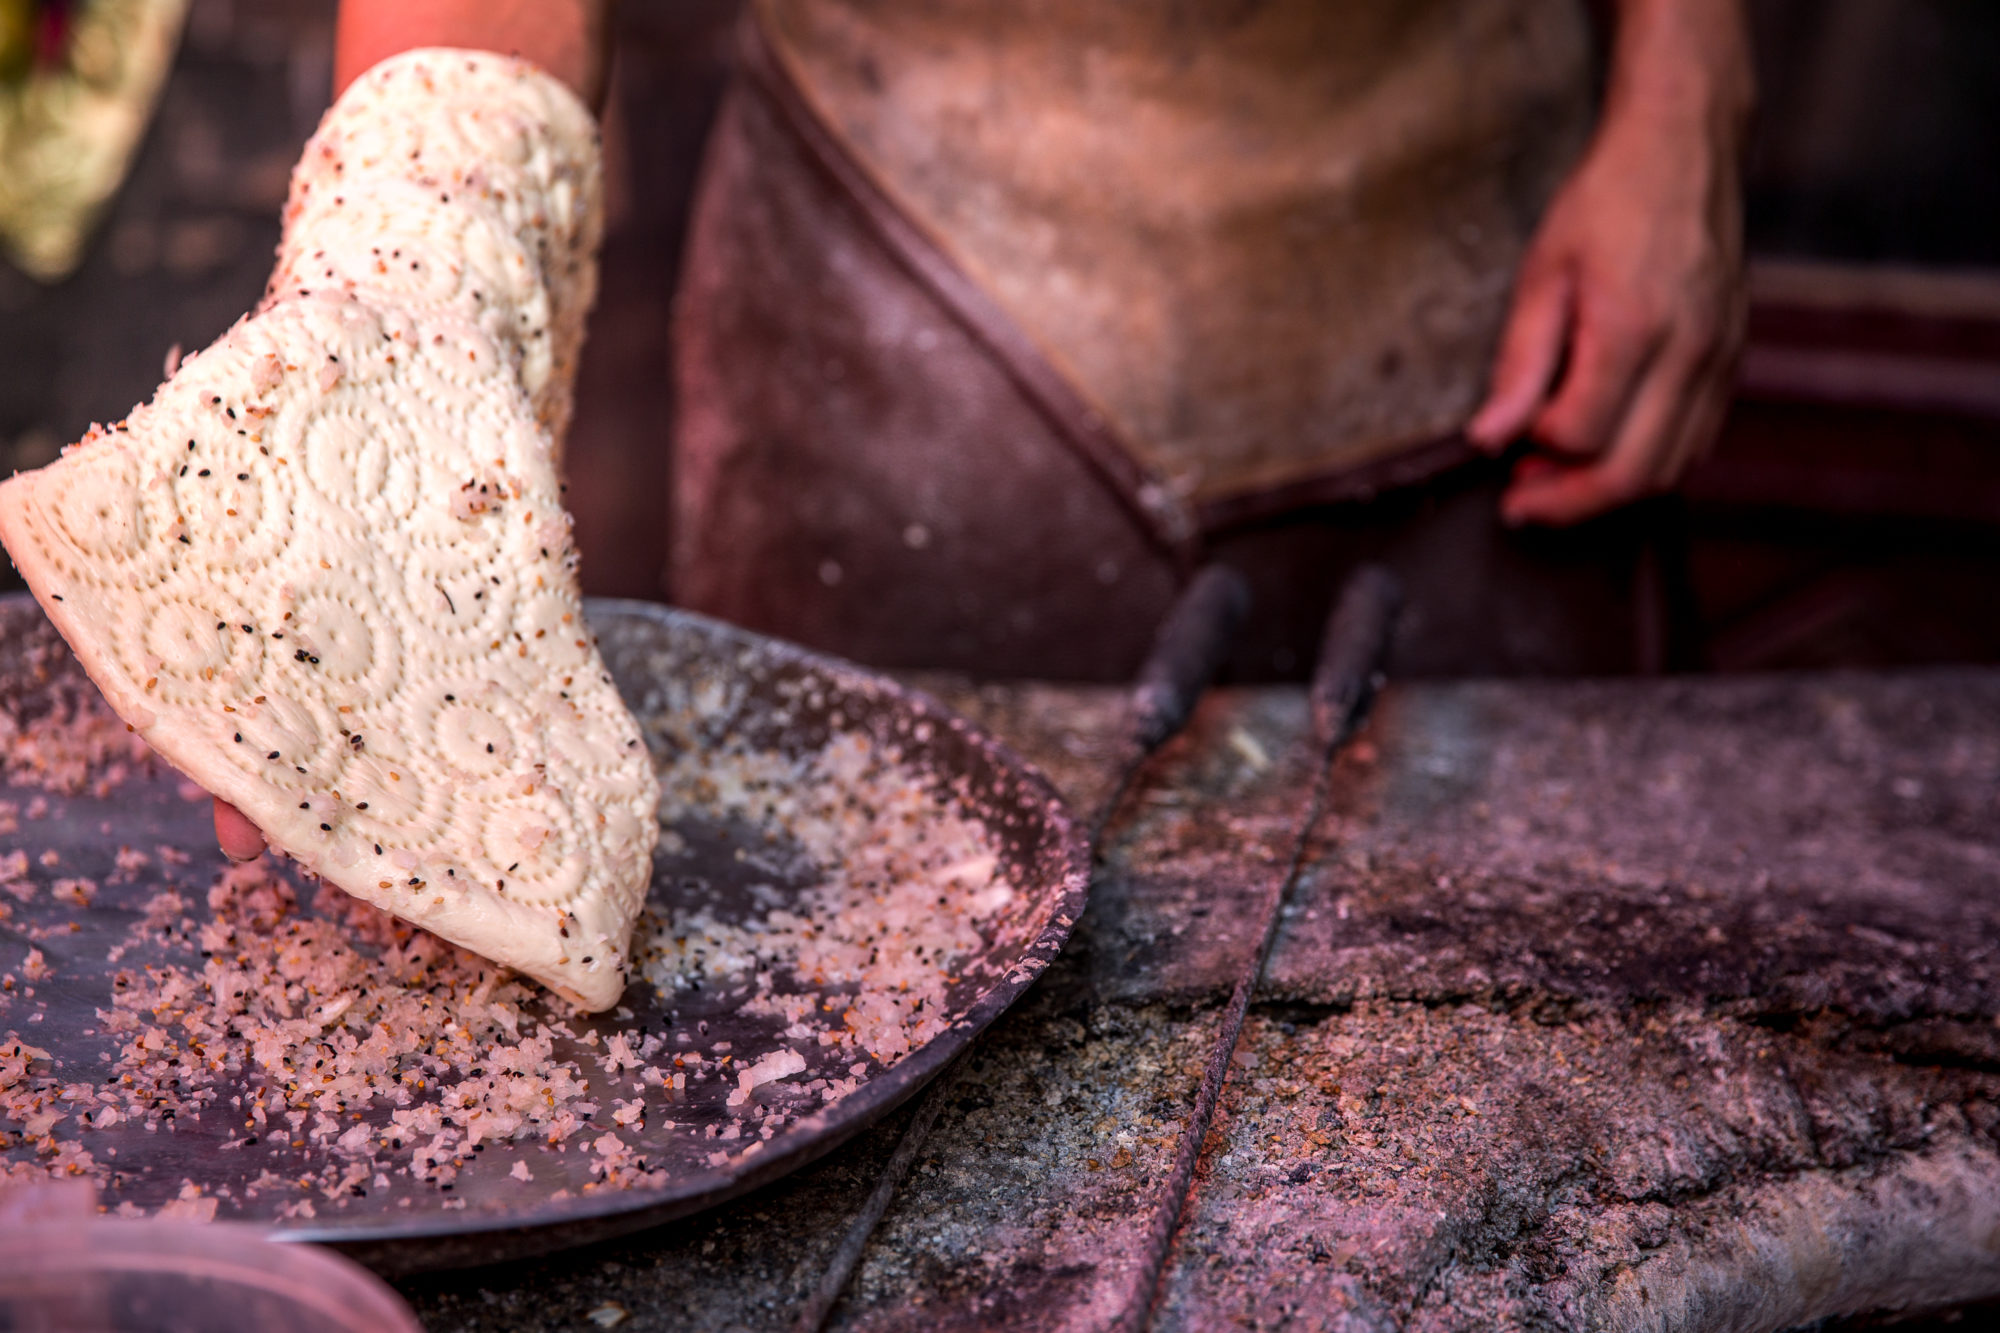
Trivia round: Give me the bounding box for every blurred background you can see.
[1,0,1996,674]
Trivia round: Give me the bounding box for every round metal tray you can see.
[0,595,1086,1272]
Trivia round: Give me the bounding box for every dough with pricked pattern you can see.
[0,50,652,1011]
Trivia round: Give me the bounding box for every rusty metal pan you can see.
[0,595,1087,1272]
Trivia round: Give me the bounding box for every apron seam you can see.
[739,4,1202,573]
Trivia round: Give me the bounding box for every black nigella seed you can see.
[233,733,242,743]
[320,823,331,831]
[197,468,210,477]
[268,751,279,760]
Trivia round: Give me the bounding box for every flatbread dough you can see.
[0,50,655,1011]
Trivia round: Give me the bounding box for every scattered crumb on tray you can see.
[0,658,1046,1222]
[639,730,1023,1068]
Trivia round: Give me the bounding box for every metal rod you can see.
[1115,564,1401,1333]
[789,1052,962,1332]
[793,566,1252,1333]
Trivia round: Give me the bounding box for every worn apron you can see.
[670,0,1684,679]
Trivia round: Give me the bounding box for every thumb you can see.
[1468,260,1574,451]
[214,798,267,862]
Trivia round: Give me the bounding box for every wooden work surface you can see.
[404,668,2000,1330]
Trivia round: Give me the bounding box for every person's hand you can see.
[1466,0,1753,527]
[190,3,611,867]
[214,799,266,862]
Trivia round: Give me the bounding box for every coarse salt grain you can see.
[0,602,1051,1216]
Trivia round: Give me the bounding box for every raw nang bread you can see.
[0,50,657,1012]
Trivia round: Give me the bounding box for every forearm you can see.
[335,0,612,111]
[1600,0,1754,146]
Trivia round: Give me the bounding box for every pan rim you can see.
[0,591,1089,1269]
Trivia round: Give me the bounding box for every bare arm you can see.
[335,0,612,110]
[1466,0,1755,526]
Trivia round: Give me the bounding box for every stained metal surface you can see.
[0,595,1087,1273]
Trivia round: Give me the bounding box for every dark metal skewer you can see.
[1114,564,1403,1333]
[793,565,1253,1333]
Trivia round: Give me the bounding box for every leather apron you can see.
[670,0,1681,679]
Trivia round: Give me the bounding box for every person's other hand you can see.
[1466,0,1753,527]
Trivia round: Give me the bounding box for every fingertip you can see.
[1500,493,1561,529]
[1465,406,1512,452]
[1499,480,1553,528]
[214,799,267,862]
[1470,381,1548,451]
[1500,455,1588,528]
